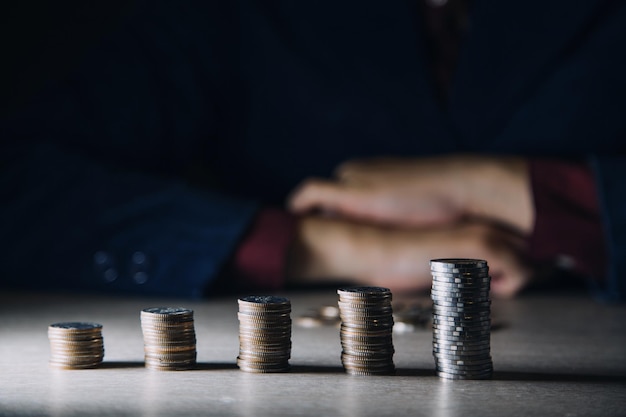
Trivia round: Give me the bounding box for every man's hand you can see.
[287,216,530,298]
[289,155,535,235]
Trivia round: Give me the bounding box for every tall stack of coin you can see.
[237,295,292,373]
[140,307,196,371]
[337,287,395,375]
[430,259,493,380]
[48,322,104,369]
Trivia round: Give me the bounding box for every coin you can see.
[430,258,488,268]
[141,307,197,371]
[432,321,492,331]
[47,322,104,369]
[338,287,395,375]
[237,295,291,373]
[430,258,493,380]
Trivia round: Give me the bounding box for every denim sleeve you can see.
[590,156,626,303]
[0,1,256,298]
[0,142,258,298]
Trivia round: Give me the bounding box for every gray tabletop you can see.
[1,291,625,417]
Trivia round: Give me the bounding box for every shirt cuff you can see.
[528,159,607,281]
[232,207,297,291]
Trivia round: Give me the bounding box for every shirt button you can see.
[133,272,149,285]
[132,251,147,265]
[94,251,110,265]
[103,268,118,283]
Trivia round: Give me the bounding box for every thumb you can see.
[288,178,363,216]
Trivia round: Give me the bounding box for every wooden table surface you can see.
[1,291,625,417]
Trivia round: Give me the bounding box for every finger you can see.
[455,222,530,298]
[288,178,361,215]
[488,249,530,298]
[335,161,367,183]
[490,265,529,298]
[335,158,393,182]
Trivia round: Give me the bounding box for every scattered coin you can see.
[430,259,493,380]
[338,287,395,375]
[48,322,104,369]
[237,295,292,373]
[140,307,196,371]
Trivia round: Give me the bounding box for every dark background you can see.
[1,1,134,118]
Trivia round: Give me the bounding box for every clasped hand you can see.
[286,155,535,298]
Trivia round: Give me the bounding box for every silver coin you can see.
[433,311,491,319]
[339,316,394,325]
[430,286,490,296]
[432,320,491,330]
[142,307,193,316]
[433,342,492,352]
[431,267,489,276]
[431,263,489,272]
[433,344,491,354]
[437,370,492,380]
[433,324,491,334]
[435,367,494,377]
[433,344,492,354]
[432,288,488,298]
[432,328,491,339]
[433,343,492,353]
[433,350,491,360]
[432,326,491,336]
[433,337,491,346]
[431,258,488,267]
[338,302,393,310]
[430,285,490,295]
[436,370,493,380]
[434,354,493,365]
[340,309,393,317]
[431,271,491,280]
[431,290,490,299]
[342,362,395,372]
[49,322,103,331]
[431,277,489,287]
[434,355,493,365]
[432,319,491,328]
[338,286,391,295]
[431,267,490,276]
[431,275,490,284]
[431,298,491,307]
[431,265,489,274]
[433,334,490,345]
[432,307,489,315]
[432,319,491,329]
[239,295,290,305]
[431,285,491,295]
[433,338,490,348]
[430,295,490,305]
[436,363,493,374]
[432,305,491,315]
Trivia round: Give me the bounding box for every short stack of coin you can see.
[48,322,104,369]
[338,287,395,375]
[430,259,493,380]
[140,307,197,371]
[237,295,292,373]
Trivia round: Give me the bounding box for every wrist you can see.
[286,216,357,284]
[287,216,343,283]
[467,157,534,234]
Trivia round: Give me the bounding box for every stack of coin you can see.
[430,259,493,380]
[337,287,395,375]
[237,295,292,373]
[140,307,197,371]
[48,322,104,369]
